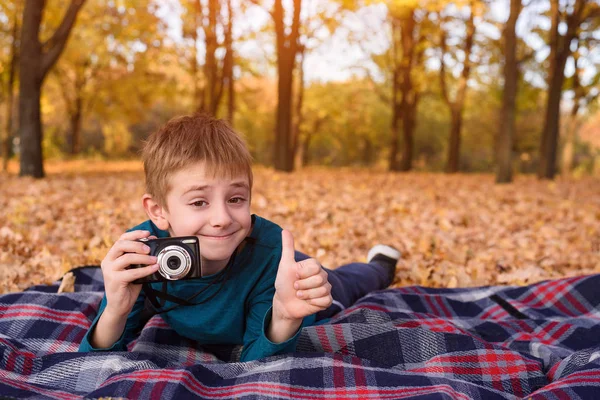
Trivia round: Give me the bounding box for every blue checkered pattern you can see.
[1,266,599,399]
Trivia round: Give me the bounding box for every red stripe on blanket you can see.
[434,296,453,319]
[316,325,332,352]
[521,280,564,307]
[480,304,510,320]
[521,278,588,316]
[49,324,77,354]
[411,349,539,395]
[532,370,600,395]
[127,379,146,399]
[551,387,572,399]
[332,324,349,354]
[0,338,37,359]
[547,322,572,344]
[0,305,89,328]
[333,353,347,392]
[351,356,367,389]
[423,295,440,316]
[563,291,588,314]
[396,318,462,334]
[5,348,16,373]
[511,321,573,346]
[149,380,168,399]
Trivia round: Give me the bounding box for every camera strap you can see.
[143,282,196,308]
[141,247,240,315]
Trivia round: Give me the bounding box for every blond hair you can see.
[142,113,253,208]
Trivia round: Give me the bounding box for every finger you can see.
[294,273,327,290]
[296,284,331,300]
[306,295,333,309]
[111,253,158,271]
[296,259,322,279]
[106,237,153,262]
[119,230,152,241]
[280,230,296,265]
[119,263,160,283]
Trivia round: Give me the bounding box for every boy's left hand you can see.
[272,230,333,322]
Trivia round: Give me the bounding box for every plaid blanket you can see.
[1,266,599,399]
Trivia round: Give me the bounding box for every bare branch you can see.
[41,0,86,77]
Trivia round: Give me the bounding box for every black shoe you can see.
[367,244,401,286]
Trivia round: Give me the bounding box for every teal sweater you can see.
[78,215,315,361]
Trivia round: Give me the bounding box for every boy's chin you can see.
[200,253,234,275]
[200,249,235,265]
[202,253,231,263]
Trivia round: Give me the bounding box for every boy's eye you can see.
[191,200,207,207]
[229,197,246,204]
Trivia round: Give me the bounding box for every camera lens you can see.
[156,245,192,280]
[167,256,181,270]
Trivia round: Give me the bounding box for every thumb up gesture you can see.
[272,230,333,322]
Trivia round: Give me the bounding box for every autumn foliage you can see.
[1,160,598,294]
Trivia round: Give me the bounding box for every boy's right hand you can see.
[101,230,159,318]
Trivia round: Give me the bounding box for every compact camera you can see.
[130,236,202,283]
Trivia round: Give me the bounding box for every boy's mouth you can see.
[200,232,236,240]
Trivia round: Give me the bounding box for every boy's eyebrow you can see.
[183,181,249,194]
[183,184,209,194]
[230,181,250,190]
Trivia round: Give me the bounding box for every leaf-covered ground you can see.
[1,160,599,294]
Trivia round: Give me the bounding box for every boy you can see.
[79,113,400,362]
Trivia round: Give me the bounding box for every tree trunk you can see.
[302,117,323,166]
[388,104,400,170]
[19,1,45,178]
[538,0,585,179]
[398,9,416,172]
[400,98,417,171]
[561,40,582,176]
[538,56,568,179]
[275,63,294,171]
[204,0,219,115]
[191,0,201,111]
[388,20,401,171]
[302,131,312,166]
[496,0,521,183]
[561,116,579,175]
[440,4,475,174]
[292,47,305,170]
[227,65,235,124]
[3,11,19,172]
[273,0,301,172]
[446,108,462,173]
[70,97,83,154]
[19,84,44,177]
[19,0,86,178]
[225,0,235,124]
[191,0,233,118]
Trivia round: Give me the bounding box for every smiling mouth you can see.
[201,232,235,239]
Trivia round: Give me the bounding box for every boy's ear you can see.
[142,194,170,231]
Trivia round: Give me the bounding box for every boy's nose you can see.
[210,203,233,227]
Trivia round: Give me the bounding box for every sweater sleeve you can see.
[78,291,146,352]
[239,249,316,362]
[240,282,301,362]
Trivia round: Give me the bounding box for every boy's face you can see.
[159,161,252,272]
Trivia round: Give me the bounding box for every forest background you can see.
[0,0,598,293]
